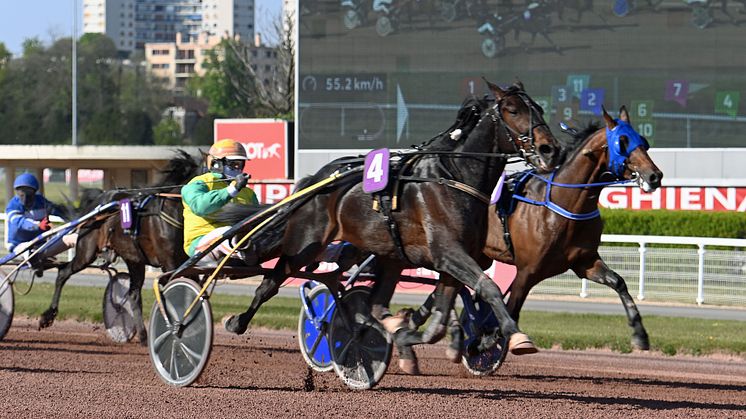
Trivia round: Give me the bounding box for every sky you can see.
[0,0,283,56]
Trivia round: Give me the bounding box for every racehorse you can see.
[395,106,663,372]
[215,80,562,361]
[38,151,200,344]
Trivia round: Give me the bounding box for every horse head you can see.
[484,78,561,172]
[601,106,663,192]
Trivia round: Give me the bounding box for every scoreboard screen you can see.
[298,0,746,149]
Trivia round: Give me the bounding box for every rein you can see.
[511,170,632,221]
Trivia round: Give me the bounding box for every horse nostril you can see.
[538,144,553,157]
[648,173,659,185]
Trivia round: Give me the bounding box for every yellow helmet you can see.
[209,139,248,160]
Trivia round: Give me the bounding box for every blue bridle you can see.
[503,119,649,221]
[607,119,650,178]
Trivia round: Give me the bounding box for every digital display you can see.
[298,0,746,149]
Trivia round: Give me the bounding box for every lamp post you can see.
[72,0,78,146]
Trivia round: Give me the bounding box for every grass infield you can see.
[10,283,746,358]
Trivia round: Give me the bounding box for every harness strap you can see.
[159,211,184,229]
[398,176,491,205]
[377,194,415,265]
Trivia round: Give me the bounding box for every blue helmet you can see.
[13,173,40,191]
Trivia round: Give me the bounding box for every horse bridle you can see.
[489,91,550,167]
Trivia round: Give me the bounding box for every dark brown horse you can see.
[215,80,562,362]
[38,151,200,344]
[397,106,663,372]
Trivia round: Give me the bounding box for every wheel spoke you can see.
[152,329,172,353]
[178,341,202,368]
[335,338,354,364]
[169,341,181,380]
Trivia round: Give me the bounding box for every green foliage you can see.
[190,12,294,119]
[153,117,182,145]
[0,34,167,145]
[601,209,746,239]
[0,42,10,67]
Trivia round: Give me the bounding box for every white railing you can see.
[533,234,746,306]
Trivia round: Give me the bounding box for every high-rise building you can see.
[201,0,255,44]
[83,0,255,53]
[83,0,137,53]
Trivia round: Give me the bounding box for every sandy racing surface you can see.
[1,318,744,418]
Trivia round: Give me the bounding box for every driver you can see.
[6,173,73,257]
[181,139,257,263]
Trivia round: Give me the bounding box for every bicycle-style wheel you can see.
[329,286,392,390]
[0,273,14,341]
[460,293,507,376]
[148,278,213,387]
[103,272,136,343]
[298,284,335,372]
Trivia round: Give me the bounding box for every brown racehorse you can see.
[395,106,664,372]
[38,151,200,344]
[215,80,562,362]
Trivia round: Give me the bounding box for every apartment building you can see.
[145,31,276,95]
[83,0,254,53]
[83,0,137,53]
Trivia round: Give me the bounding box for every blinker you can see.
[606,119,649,178]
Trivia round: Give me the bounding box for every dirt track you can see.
[1,318,744,418]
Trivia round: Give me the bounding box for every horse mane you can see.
[416,95,491,151]
[153,149,203,188]
[559,121,603,164]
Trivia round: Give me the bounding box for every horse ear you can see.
[619,105,631,123]
[512,78,525,91]
[483,77,505,101]
[602,106,617,129]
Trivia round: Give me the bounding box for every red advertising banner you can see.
[214,119,287,180]
[600,186,746,212]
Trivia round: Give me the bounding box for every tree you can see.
[191,9,295,119]
[0,34,168,145]
[0,42,10,68]
[153,117,182,145]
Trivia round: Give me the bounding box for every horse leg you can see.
[124,261,148,345]
[433,250,536,355]
[38,240,98,329]
[224,257,291,335]
[576,257,650,350]
[505,271,532,323]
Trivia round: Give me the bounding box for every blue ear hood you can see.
[606,119,650,178]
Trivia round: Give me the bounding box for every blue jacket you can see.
[5,195,64,250]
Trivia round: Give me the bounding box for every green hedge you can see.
[600,209,746,239]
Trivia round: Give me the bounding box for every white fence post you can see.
[580,278,588,298]
[696,244,706,305]
[637,242,646,301]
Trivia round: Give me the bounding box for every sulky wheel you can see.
[343,9,363,29]
[375,15,394,37]
[460,293,507,376]
[148,278,213,387]
[0,272,14,341]
[103,272,136,343]
[440,1,458,22]
[329,286,392,390]
[298,284,335,372]
[481,35,505,59]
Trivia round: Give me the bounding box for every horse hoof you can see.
[445,346,462,363]
[398,358,421,375]
[632,336,650,351]
[381,314,407,334]
[509,333,539,355]
[223,315,247,335]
